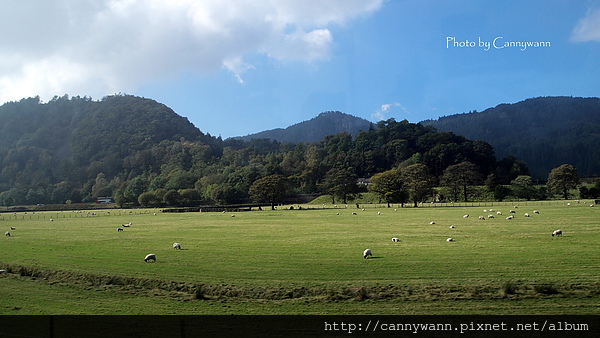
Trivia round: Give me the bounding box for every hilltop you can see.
[235,111,373,143]
[422,96,600,179]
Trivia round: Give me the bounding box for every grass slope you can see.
[1,202,598,314]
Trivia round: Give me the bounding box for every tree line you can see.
[0,95,592,209]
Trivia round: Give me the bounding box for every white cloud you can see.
[371,102,410,121]
[0,0,384,103]
[571,7,600,42]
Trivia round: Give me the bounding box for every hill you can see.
[0,94,537,207]
[235,111,373,143]
[422,96,600,179]
[0,94,220,203]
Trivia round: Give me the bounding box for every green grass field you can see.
[1,201,598,315]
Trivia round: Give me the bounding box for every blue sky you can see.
[2,1,599,138]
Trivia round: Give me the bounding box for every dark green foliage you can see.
[0,94,561,206]
[424,96,600,179]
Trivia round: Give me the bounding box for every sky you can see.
[1,0,599,138]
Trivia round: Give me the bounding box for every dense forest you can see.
[423,96,600,179]
[0,94,556,207]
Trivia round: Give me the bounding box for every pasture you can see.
[0,201,599,315]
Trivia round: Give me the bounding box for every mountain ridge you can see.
[234,111,373,143]
[422,96,600,178]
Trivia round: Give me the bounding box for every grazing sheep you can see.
[50,219,53,222]
[552,229,562,237]
[463,214,469,218]
[377,211,381,215]
[510,210,516,214]
[430,221,436,225]
[567,203,571,206]
[514,205,518,209]
[488,214,495,219]
[122,224,130,227]
[489,209,494,212]
[10,227,15,230]
[363,249,372,259]
[446,238,454,242]
[117,227,124,232]
[144,254,156,262]
[506,215,514,220]
[231,214,235,217]
[533,210,540,214]
[449,225,455,228]
[173,242,182,250]
[524,213,530,217]
[4,231,10,236]
[336,212,340,215]
[352,212,358,215]
[590,204,595,207]
[478,216,485,220]
[497,211,502,215]
[392,237,400,242]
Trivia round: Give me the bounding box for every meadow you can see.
[0,201,598,315]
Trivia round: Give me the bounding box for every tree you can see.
[440,161,482,202]
[318,168,359,204]
[163,189,181,206]
[248,174,291,210]
[138,191,156,207]
[547,164,579,199]
[402,163,435,207]
[368,168,408,207]
[511,175,536,200]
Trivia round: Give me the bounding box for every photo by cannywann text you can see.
[446,36,552,51]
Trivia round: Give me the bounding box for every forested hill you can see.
[1,94,524,206]
[423,97,600,179]
[235,111,373,143]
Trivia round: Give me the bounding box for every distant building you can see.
[96,197,115,204]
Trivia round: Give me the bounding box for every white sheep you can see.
[231,214,235,217]
[463,214,469,218]
[391,237,400,242]
[446,238,454,242]
[363,249,372,259]
[489,209,494,212]
[524,213,530,217]
[4,231,10,237]
[497,211,502,215]
[377,211,381,215]
[117,227,124,232]
[173,242,182,250]
[478,216,485,220]
[533,210,540,214]
[488,214,495,219]
[144,253,156,262]
[122,223,130,227]
[352,212,358,215]
[430,221,436,225]
[510,210,516,214]
[449,225,455,228]
[506,215,514,220]
[10,227,15,230]
[552,229,562,237]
